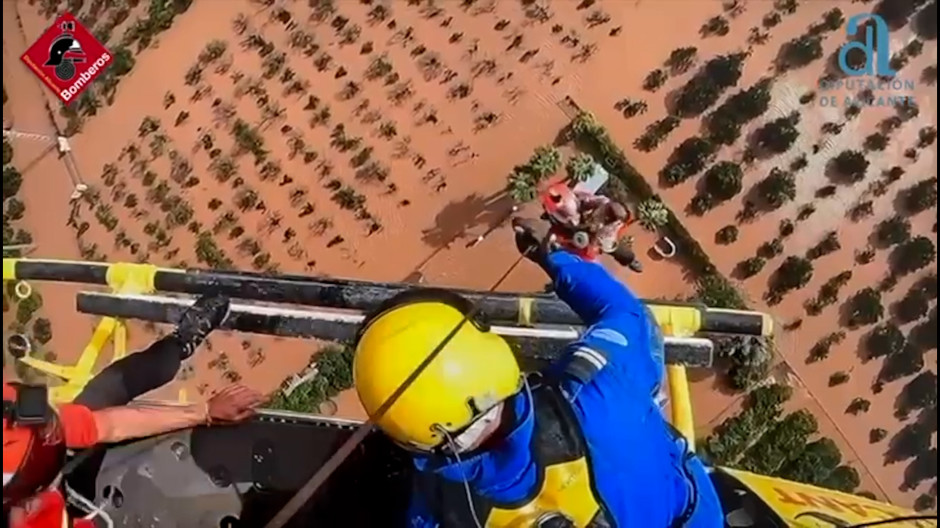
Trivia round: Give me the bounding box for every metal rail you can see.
[76,292,716,367]
[4,258,774,336]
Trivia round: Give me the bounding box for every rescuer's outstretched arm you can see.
[545,250,639,325]
[545,250,664,396]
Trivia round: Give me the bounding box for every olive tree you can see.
[847,397,871,415]
[806,231,841,260]
[875,216,911,246]
[879,343,925,384]
[715,225,739,245]
[902,177,937,215]
[910,309,936,352]
[830,150,869,183]
[756,113,800,154]
[823,465,860,493]
[777,438,841,486]
[672,53,748,118]
[777,34,824,71]
[890,236,936,276]
[31,317,53,344]
[829,371,851,386]
[896,371,937,418]
[702,161,744,203]
[770,256,814,297]
[757,168,796,209]
[713,335,772,391]
[3,166,23,198]
[738,256,767,279]
[866,322,905,361]
[660,137,716,186]
[845,287,884,327]
[894,288,930,324]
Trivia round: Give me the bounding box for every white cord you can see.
[64,482,114,528]
[435,426,484,528]
[431,377,534,528]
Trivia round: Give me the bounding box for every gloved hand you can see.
[511,217,557,272]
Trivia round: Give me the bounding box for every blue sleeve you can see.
[406,490,440,528]
[545,251,665,397]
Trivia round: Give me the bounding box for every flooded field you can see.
[3,0,936,510]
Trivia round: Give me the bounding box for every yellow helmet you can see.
[353,291,521,451]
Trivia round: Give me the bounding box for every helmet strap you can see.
[433,425,485,528]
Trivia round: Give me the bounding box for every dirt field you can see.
[3,0,936,510]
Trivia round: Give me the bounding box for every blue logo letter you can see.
[838,14,896,78]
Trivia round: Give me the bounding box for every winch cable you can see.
[263,248,532,528]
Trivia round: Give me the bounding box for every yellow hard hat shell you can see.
[354,301,521,450]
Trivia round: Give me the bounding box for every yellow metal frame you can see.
[4,260,159,403]
[652,310,700,452]
[3,257,702,446]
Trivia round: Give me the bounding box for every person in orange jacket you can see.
[3,295,264,527]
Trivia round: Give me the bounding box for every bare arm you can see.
[92,384,263,444]
[92,402,208,444]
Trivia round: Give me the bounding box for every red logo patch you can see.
[20,13,113,105]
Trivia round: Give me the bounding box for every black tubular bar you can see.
[13,260,109,285]
[7,259,772,337]
[75,292,715,368]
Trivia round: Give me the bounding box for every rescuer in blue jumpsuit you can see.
[353,220,723,527]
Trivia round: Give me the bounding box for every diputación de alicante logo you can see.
[20,12,113,105]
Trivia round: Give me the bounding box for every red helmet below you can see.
[3,383,67,512]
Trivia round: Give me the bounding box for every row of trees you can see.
[702,383,861,493]
[2,138,53,350]
[775,7,845,72]
[506,146,564,202]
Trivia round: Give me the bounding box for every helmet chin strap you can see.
[446,376,533,454]
[449,405,502,453]
[433,375,537,528]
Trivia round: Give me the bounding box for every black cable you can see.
[846,515,938,527]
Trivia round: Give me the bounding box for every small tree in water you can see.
[565,153,595,183]
[846,287,884,328]
[702,161,744,203]
[890,236,936,276]
[830,150,869,183]
[865,323,905,361]
[756,113,800,154]
[901,177,938,215]
[770,256,814,297]
[637,199,669,231]
[777,34,823,71]
[758,168,796,209]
